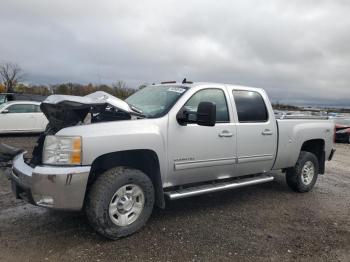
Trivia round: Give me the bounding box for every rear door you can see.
[232,89,277,175]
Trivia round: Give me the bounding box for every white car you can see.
[0,101,48,133]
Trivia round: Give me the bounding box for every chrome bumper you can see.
[11,153,91,210]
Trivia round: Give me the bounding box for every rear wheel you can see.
[85,167,154,239]
[286,151,319,192]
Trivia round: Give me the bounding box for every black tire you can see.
[85,167,154,239]
[286,151,319,193]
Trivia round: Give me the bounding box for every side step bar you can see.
[165,175,274,200]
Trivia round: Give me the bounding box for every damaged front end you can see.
[40,91,136,132]
[29,91,140,166]
[0,91,137,210]
[1,91,138,166]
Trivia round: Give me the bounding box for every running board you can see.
[165,175,274,200]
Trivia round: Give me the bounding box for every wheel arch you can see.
[300,139,325,174]
[87,149,165,208]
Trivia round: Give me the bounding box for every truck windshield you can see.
[125,85,188,118]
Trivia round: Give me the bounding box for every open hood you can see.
[43,91,132,112]
[40,91,133,132]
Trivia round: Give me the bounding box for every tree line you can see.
[1,62,349,112]
[0,62,143,100]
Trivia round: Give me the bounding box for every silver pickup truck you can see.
[2,82,335,239]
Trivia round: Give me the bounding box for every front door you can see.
[167,87,237,187]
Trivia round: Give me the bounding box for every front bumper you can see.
[10,153,91,210]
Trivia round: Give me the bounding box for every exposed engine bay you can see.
[40,91,138,132]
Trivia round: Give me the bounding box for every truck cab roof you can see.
[153,81,264,93]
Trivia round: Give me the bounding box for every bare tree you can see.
[0,62,23,93]
[112,80,128,90]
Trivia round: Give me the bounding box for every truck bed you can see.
[273,118,334,170]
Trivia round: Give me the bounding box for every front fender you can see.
[57,117,168,184]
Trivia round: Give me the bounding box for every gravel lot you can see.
[0,135,349,262]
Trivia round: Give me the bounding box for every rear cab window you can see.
[232,90,268,122]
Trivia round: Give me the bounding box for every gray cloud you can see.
[0,0,349,106]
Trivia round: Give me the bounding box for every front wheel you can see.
[286,151,319,192]
[85,167,155,239]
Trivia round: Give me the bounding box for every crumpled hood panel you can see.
[42,91,131,112]
[40,91,133,132]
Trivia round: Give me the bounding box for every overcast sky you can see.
[0,0,349,106]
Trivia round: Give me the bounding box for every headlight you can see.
[43,136,82,165]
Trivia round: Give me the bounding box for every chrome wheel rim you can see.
[109,184,145,226]
[301,161,315,185]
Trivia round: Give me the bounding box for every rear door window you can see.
[34,105,42,112]
[233,90,268,122]
[7,104,36,113]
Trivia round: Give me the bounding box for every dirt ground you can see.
[0,135,349,262]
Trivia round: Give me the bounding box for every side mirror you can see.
[176,101,216,126]
[1,109,9,114]
[197,102,216,126]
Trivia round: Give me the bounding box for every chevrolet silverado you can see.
[1,82,335,239]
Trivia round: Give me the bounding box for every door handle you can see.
[219,130,233,137]
[261,129,273,136]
